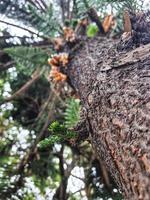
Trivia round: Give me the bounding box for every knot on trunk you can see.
[118,11,150,51]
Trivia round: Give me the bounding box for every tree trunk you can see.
[67,37,150,199]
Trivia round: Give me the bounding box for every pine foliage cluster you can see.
[64,98,80,128]
[4,47,49,74]
[39,98,80,149]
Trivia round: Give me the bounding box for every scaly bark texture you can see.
[67,37,150,199]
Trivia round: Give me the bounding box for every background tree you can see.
[0,0,149,199]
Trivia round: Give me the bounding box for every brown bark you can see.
[67,37,150,199]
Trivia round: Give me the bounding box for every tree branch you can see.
[87,7,105,34]
[26,0,43,11]
[0,61,15,72]
[0,68,43,105]
[70,173,85,182]
[34,0,46,11]
[2,95,57,198]
[38,0,48,9]
[0,20,48,40]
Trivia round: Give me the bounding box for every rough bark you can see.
[67,37,150,199]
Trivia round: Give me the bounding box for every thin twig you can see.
[51,84,66,106]
[0,35,31,40]
[34,0,46,11]
[72,187,85,195]
[71,173,85,182]
[26,0,43,10]
[0,35,54,48]
[0,61,15,72]
[0,68,43,105]
[0,20,48,40]
[8,105,56,196]
[38,0,48,9]
[67,0,71,20]
[34,89,52,122]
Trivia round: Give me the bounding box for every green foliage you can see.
[0,139,11,153]
[48,121,65,134]
[119,0,144,11]
[0,79,4,101]
[23,193,35,200]
[0,0,30,21]
[87,24,98,37]
[75,0,145,24]
[64,98,80,128]
[39,135,62,149]
[47,121,76,138]
[0,0,59,37]
[39,121,77,149]
[39,98,80,149]
[4,46,49,75]
[27,4,60,36]
[75,0,94,17]
[9,75,50,128]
